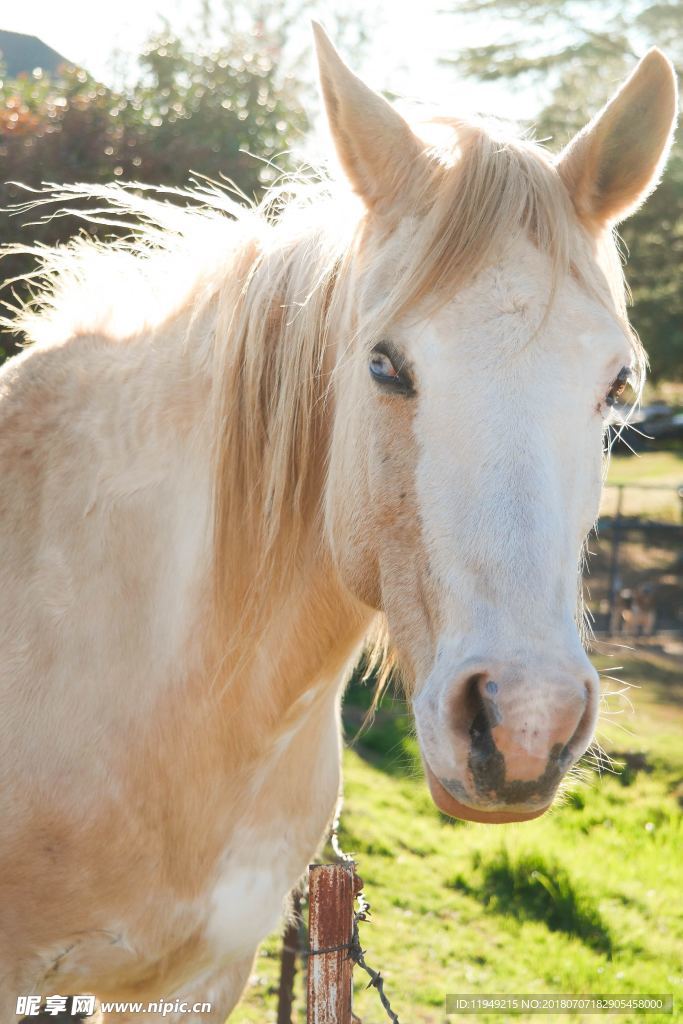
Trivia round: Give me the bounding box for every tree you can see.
[441,0,683,381]
[0,14,308,361]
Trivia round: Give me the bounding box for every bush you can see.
[0,23,308,360]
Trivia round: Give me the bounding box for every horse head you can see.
[317,26,677,822]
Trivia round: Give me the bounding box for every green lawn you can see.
[607,449,683,487]
[232,647,682,1023]
[602,444,683,520]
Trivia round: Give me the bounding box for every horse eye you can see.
[369,350,399,382]
[605,366,632,407]
[368,345,414,395]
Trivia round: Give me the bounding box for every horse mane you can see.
[0,116,644,645]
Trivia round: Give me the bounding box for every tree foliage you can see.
[0,14,308,360]
[442,0,683,381]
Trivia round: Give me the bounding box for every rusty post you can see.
[307,862,355,1024]
[277,887,302,1024]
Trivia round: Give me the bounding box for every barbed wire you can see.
[330,801,354,863]
[329,802,404,1024]
[277,801,404,1023]
[348,889,402,1024]
[305,885,402,1022]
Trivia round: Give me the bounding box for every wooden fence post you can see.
[307,862,355,1024]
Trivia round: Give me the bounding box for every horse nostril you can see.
[565,679,598,761]
[464,674,496,753]
[470,709,489,741]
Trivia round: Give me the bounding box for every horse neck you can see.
[198,529,371,770]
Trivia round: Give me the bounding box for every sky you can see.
[0,0,542,123]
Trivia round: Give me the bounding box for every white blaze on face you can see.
[405,238,630,653]
[377,238,631,809]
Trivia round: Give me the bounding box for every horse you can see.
[0,23,677,1023]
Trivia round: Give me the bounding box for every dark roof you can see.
[0,30,70,77]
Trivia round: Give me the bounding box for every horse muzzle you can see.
[414,656,599,822]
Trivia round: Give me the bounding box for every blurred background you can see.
[0,2,680,1022]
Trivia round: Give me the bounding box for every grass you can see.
[607,449,683,487]
[231,647,682,1024]
[601,443,683,520]
[449,847,613,954]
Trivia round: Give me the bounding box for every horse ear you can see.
[557,49,678,227]
[312,22,426,211]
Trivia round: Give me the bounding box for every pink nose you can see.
[449,666,598,807]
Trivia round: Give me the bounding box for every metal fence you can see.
[586,484,683,637]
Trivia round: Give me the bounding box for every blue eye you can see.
[368,345,414,395]
[369,351,399,381]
